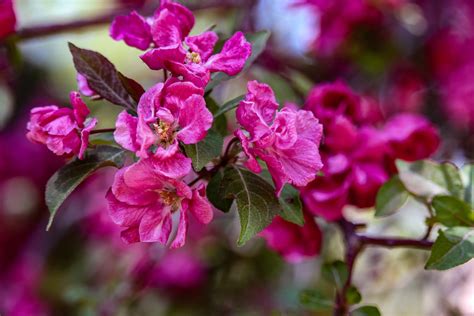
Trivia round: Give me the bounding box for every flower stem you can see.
[333,219,433,315]
[90,128,115,135]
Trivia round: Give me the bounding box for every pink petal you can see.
[78,117,97,159]
[137,82,164,120]
[149,152,192,178]
[170,209,188,249]
[271,109,298,150]
[185,31,219,61]
[235,129,262,173]
[166,61,210,88]
[110,11,152,50]
[151,6,192,47]
[140,44,186,70]
[294,109,323,146]
[106,188,150,226]
[120,227,140,244]
[114,110,140,153]
[123,158,166,189]
[139,210,172,243]
[205,31,252,76]
[163,79,204,115]
[189,183,213,224]
[111,167,159,206]
[177,95,213,144]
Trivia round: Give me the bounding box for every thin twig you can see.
[90,128,116,134]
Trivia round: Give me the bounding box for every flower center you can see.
[158,189,181,211]
[153,121,175,146]
[186,51,202,64]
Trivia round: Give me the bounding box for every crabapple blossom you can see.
[106,159,213,248]
[235,80,323,195]
[26,92,97,159]
[0,0,16,39]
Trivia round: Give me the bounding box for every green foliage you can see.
[68,43,142,110]
[205,30,271,92]
[432,195,474,227]
[351,305,381,316]
[375,175,410,217]
[322,261,349,290]
[461,164,474,209]
[205,96,228,136]
[426,227,474,270]
[346,286,362,305]
[396,160,463,199]
[45,146,126,230]
[212,95,245,118]
[299,289,333,311]
[278,185,304,226]
[183,129,223,171]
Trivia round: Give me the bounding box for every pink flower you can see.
[259,213,322,263]
[305,81,366,125]
[110,1,194,50]
[383,113,440,161]
[106,160,213,248]
[114,78,212,177]
[26,92,98,159]
[141,31,252,88]
[235,81,323,195]
[0,0,16,39]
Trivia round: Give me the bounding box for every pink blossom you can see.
[141,31,252,88]
[26,92,98,159]
[383,113,440,161]
[106,160,213,248]
[0,0,16,39]
[114,78,212,177]
[235,81,323,195]
[110,1,194,50]
[259,213,322,263]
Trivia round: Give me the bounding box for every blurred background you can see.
[0,0,473,315]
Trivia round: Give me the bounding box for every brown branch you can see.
[90,128,115,135]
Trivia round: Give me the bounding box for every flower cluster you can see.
[110,0,252,88]
[300,81,440,221]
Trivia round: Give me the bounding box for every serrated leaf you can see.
[278,184,304,226]
[299,289,333,311]
[322,261,349,290]
[183,130,223,171]
[425,227,474,270]
[346,285,362,305]
[69,43,140,109]
[213,95,245,118]
[461,164,474,209]
[205,96,228,136]
[432,195,474,227]
[351,306,381,316]
[45,146,126,230]
[220,166,279,245]
[205,30,271,92]
[375,175,410,217]
[396,160,463,199]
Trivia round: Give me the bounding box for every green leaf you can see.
[351,306,381,316]
[69,43,140,109]
[45,146,126,230]
[432,195,474,227]
[346,285,362,305]
[205,96,228,136]
[299,289,333,311]
[206,170,233,213]
[375,176,410,217]
[426,227,474,270]
[322,261,349,290]
[220,166,280,245]
[278,184,304,226]
[213,95,244,118]
[396,160,463,199]
[461,164,474,209]
[205,30,271,92]
[183,129,223,171]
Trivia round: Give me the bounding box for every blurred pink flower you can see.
[259,213,322,263]
[383,113,440,161]
[106,159,213,248]
[26,92,98,159]
[114,78,212,177]
[236,80,323,195]
[0,0,16,39]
